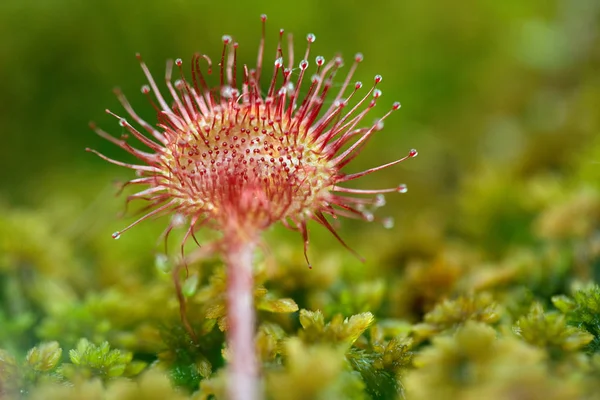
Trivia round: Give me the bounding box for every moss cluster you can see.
[3,150,600,399]
[2,132,600,398]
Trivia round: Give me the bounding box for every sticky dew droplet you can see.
[155,253,170,273]
[382,217,394,229]
[374,194,386,207]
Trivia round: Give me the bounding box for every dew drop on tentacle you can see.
[171,213,187,227]
[155,253,170,273]
[382,217,395,229]
[397,184,408,193]
[112,231,121,240]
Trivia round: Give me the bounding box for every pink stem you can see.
[224,235,258,400]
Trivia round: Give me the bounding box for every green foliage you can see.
[514,303,593,357]
[0,339,150,399]
[266,338,366,400]
[406,322,581,399]
[413,293,500,340]
[26,342,62,373]
[298,310,374,348]
[349,325,413,400]
[157,325,218,393]
[553,284,600,353]
[63,338,146,381]
[0,349,21,399]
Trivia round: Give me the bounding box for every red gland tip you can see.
[260,14,267,22]
[355,81,363,89]
[112,231,121,239]
[373,89,382,98]
[334,99,346,108]
[374,75,383,84]
[393,101,401,110]
[409,149,418,157]
[316,56,325,66]
[222,35,232,44]
[175,58,183,66]
[141,84,151,94]
[397,184,408,193]
[355,53,364,62]
[306,33,316,43]
[299,60,309,70]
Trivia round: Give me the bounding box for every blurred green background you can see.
[2,0,600,301]
[1,0,598,249]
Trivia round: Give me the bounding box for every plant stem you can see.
[223,235,258,400]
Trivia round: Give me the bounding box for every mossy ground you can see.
[3,139,600,399]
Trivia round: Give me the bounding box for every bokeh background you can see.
[1,0,600,398]
[2,0,598,248]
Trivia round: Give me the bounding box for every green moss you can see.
[348,334,413,400]
[0,349,21,399]
[553,284,600,353]
[61,338,146,381]
[413,293,500,340]
[157,325,221,393]
[514,303,593,358]
[298,310,374,348]
[267,338,366,400]
[406,322,581,399]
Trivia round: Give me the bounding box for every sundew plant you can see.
[87,15,415,400]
